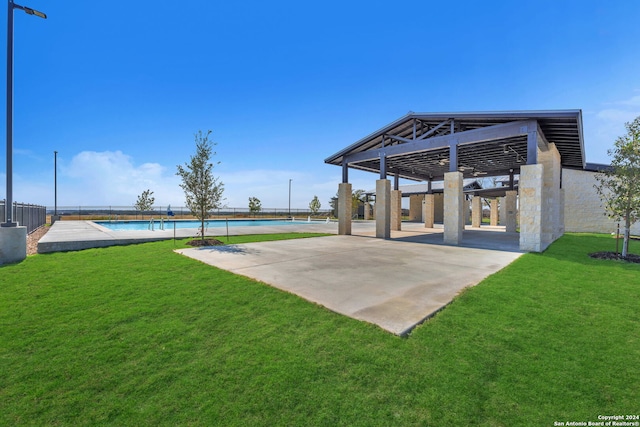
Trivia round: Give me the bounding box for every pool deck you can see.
[37,220,523,335]
[37,220,342,253]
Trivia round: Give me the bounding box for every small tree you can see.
[309,195,321,215]
[595,115,640,258]
[176,130,225,241]
[134,189,155,219]
[248,197,262,217]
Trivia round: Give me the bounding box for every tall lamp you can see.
[2,0,47,227]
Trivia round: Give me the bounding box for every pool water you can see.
[94,219,315,231]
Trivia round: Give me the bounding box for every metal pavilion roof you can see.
[325,110,585,182]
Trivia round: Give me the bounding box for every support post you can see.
[391,189,401,231]
[463,199,470,225]
[471,196,482,228]
[338,182,352,235]
[527,129,538,165]
[518,165,543,251]
[505,190,517,233]
[375,179,390,239]
[423,194,435,228]
[449,143,458,173]
[444,171,464,245]
[490,198,498,226]
[409,195,422,222]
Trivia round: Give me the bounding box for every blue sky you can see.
[1,0,639,210]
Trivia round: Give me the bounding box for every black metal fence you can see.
[47,206,334,220]
[0,200,47,234]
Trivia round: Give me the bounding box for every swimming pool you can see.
[94,219,317,231]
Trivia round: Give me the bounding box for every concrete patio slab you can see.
[177,234,523,335]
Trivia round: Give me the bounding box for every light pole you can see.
[54,150,57,217]
[2,1,46,227]
[288,179,292,217]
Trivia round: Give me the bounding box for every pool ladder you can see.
[148,217,165,231]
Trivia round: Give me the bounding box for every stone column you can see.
[471,196,482,228]
[434,193,444,224]
[499,196,506,226]
[409,195,422,222]
[338,182,352,235]
[375,179,391,239]
[490,198,499,226]
[540,143,562,247]
[391,190,402,231]
[0,226,27,265]
[423,194,435,228]
[363,202,371,220]
[519,164,544,251]
[444,172,464,245]
[505,190,517,233]
[463,199,470,225]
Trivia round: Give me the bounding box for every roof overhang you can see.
[325,110,585,181]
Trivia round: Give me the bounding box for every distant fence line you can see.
[46,206,335,221]
[0,200,47,234]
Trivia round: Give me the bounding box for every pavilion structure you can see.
[325,110,585,252]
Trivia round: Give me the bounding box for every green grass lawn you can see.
[1,233,638,426]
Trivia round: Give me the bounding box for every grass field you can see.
[1,233,638,426]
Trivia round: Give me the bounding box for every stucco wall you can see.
[563,168,640,234]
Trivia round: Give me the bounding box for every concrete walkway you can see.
[177,231,522,335]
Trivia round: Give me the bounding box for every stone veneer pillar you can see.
[444,172,464,245]
[471,196,482,228]
[409,195,422,222]
[541,143,562,247]
[364,202,371,220]
[434,193,444,223]
[423,194,435,228]
[0,226,27,265]
[490,199,499,226]
[504,191,517,233]
[519,143,563,252]
[391,190,402,231]
[463,199,470,225]
[519,164,543,251]
[338,182,352,235]
[375,179,391,239]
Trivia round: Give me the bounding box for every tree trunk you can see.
[201,215,205,241]
[622,215,631,258]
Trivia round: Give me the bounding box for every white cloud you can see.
[3,149,401,210]
[584,94,640,164]
[57,151,183,207]
[604,94,640,107]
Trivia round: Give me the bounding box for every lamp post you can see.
[2,0,46,227]
[288,179,292,217]
[54,150,57,216]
